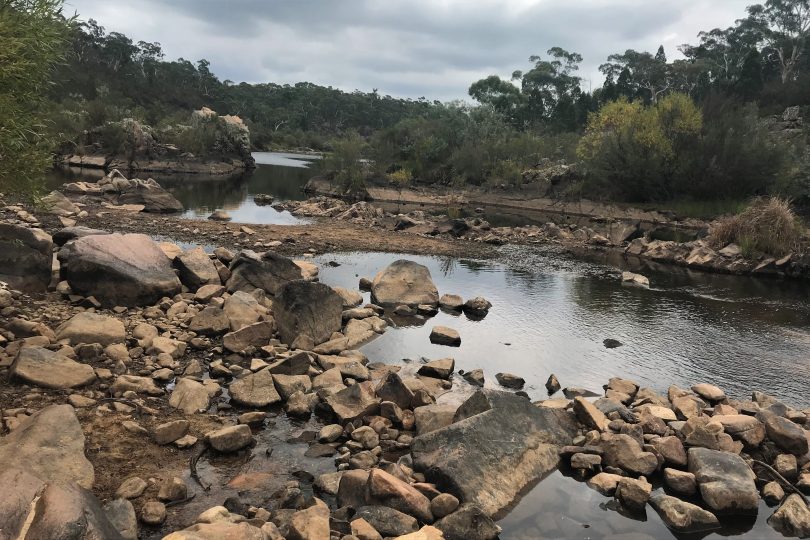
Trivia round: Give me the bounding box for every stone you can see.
[116,477,148,499]
[169,378,211,413]
[411,389,577,518]
[195,283,226,302]
[174,246,220,291]
[104,498,138,540]
[352,426,380,449]
[206,425,254,453]
[147,336,186,359]
[158,477,188,502]
[152,420,190,445]
[763,481,786,504]
[768,494,810,538]
[0,405,94,488]
[274,280,343,345]
[434,503,500,540]
[117,181,183,213]
[495,372,525,390]
[462,297,492,317]
[351,517,383,540]
[463,369,485,387]
[713,414,766,447]
[650,493,720,533]
[140,501,167,525]
[546,374,561,394]
[189,306,230,335]
[775,453,799,480]
[375,372,415,409]
[58,233,182,306]
[354,506,419,538]
[650,436,687,467]
[111,374,163,396]
[287,504,330,540]
[573,397,609,431]
[688,447,759,514]
[599,433,659,476]
[616,476,651,512]
[691,383,726,402]
[414,404,458,435]
[0,224,53,291]
[760,411,809,455]
[439,294,463,310]
[223,321,274,352]
[586,472,624,496]
[368,468,433,522]
[319,424,344,443]
[222,290,262,330]
[325,381,381,423]
[229,368,282,407]
[431,493,460,519]
[286,391,316,417]
[663,468,697,496]
[334,286,364,308]
[429,326,460,346]
[226,250,302,295]
[417,358,455,379]
[272,373,312,400]
[10,347,96,389]
[621,271,650,287]
[55,312,126,346]
[371,260,439,307]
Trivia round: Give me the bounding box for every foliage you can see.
[321,133,367,192]
[0,0,71,196]
[708,196,804,256]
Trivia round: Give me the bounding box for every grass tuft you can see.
[708,197,805,258]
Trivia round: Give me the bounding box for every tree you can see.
[0,0,71,195]
[600,49,670,103]
[755,0,810,83]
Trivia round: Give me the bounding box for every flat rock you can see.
[55,312,126,346]
[650,493,720,533]
[429,326,460,346]
[229,368,282,407]
[434,503,500,540]
[223,321,274,352]
[325,381,380,423]
[169,378,211,414]
[688,447,758,514]
[11,347,96,389]
[417,358,455,379]
[353,506,418,538]
[206,425,254,453]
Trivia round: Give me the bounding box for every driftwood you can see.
[751,459,809,505]
[189,443,211,491]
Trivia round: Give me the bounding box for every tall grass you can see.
[708,197,805,257]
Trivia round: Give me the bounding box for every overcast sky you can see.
[63,0,752,101]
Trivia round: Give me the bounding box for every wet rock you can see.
[439,294,464,311]
[462,369,485,387]
[229,368,282,407]
[775,453,799,480]
[287,504,330,540]
[55,312,126,346]
[603,338,623,349]
[353,506,419,538]
[371,260,439,308]
[208,209,231,221]
[616,476,651,512]
[226,250,302,296]
[495,372,525,390]
[763,481,786,504]
[325,381,381,423]
[650,493,720,533]
[274,280,343,345]
[768,494,810,538]
[586,472,624,496]
[429,326,460,346]
[117,180,183,213]
[599,433,658,476]
[376,372,415,409]
[206,425,254,453]
[10,347,96,389]
[152,420,190,445]
[621,271,650,287]
[174,246,220,290]
[169,378,211,414]
[411,389,577,518]
[691,383,726,402]
[334,286,363,308]
[650,436,687,467]
[434,504,501,540]
[462,297,492,318]
[58,233,182,306]
[759,411,809,455]
[223,321,275,352]
[418,358,455,379]
[0,224,53,291]
[688,447,759,514]
[546,374,561,394]
[104,498,138,540]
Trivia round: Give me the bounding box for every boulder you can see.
[55,312,126,346]
[688,447,759,514]
[334,286,363,308]
[462,297,492,317]
[615,476,651,512]
[325,381,380,424]
[429,326,460,346]
[104,498,138,540]
[434,504,501,540]
[188,306,230,335]
[174,247,220,290]
[116,181,183,213]
[411,389,577,518]
[52,226,110,246]
[371,260,439,307]
[169,378,211,414]
[223,291,262,331]
[0,405,94,489]
[714,415,766,448]
[414,404,458,435]
[691,383,726,402]
[768,494,810,538]
[663,468,697,496]
[759,411,809,455]
[10,347,96,389]
[41,190,80,216]
[573,397,609,431]
[650,494,720,533]
[417,358,455,379]
[439,294,463,310]
[599,433,659,476]
[0,224,53,291]
[58,233,181,306]
[229,368,282,407]
[288,504,330,540]
[274,280,343,345]
[226,250,302,295]
[368,468,433,522]
[375,372,415,409]
[353,506,418,538]
[223,321,274,352]
[586,472,624,496]
[206,425,254,453]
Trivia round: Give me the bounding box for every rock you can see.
[223,291,261,330]
[439,294,463,310]
[55,312,126,346]
[368,468,433,522]
[0,224,53,291]
[158,477,188,502]
[650,435,687,467]
[287,504,330,540]
[376,372,415,409]
[352,425,380,449]
[586,472,624,496]
[462,369,485,387]
[273,373,312,400]
[0,405,94,489]
[615,476,651,512]
[188,306,230,335]
[546,374,561,394]
[691,383,726,402]
[414,404,457,435]
[42,190,80,215]
[429,326,460,346]
[573,397,609,431]
[10,347,96,389]
[152,420,190,445]
[462,297,492,317]
[621,271,650,287]
[325,381,381,423]
[763,481,786,504]
[431,493,460,519]
[226,250,302,296]
[603,338,622,349]
[434,504,501,540]
[174,247,220,290]
[354,506,419,538]
[117,181,183,213]
[775,453,799,480]
[286,391,316,417]
[52,226,110,246]
[274,280,343,345]
[663,468,697,496]
[111,374,163,396]
[229,368,282,407]
[495,372,524,389]
[351,517,383,540]
[411,389,577,518]
[768,494,810,538]
[713,415,766,447]
[208,209,231,221]
[104,498,138,540]
[148,336,185,359]
[206,425,254,453]
[759,411,809,455]
[688,447,758,514]
[166,522,266,539]
[319,424,344,443]
[334,286,363,308]
[650,493,720,533]
[116,477,148,499]
[169,378,211,413]
[599,433,658,476]
[223,321,275,352]
[417,358,455,379]
[371,260,439,307]
[140,501,167,525]
[58,233,181,306]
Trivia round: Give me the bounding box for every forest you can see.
[3,0,810,208]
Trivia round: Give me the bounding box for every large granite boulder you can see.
[116,180,183,213]
[10,347,96,389]
[55,312,126,346]
[274,280,343,345]
[411,389,578,518]
[58,233,181,306]
[0,404,94,489]
[0,224,53,291]
[174,247,220,290]
[226,250,302,295]
[371,260,439,307]
[688,447,759,514]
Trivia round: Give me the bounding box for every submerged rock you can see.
[650,494,720,533]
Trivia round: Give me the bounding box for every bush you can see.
[708,197,804,257]
[322,133,367,192]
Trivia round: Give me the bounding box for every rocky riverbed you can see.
[0,177,809,539]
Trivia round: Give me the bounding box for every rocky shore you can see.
[1,189,810,540]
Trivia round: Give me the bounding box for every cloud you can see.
[63,0,752,101]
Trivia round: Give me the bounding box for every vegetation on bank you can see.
[709,197,805,257]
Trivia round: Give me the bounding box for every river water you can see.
[54,153,809,539]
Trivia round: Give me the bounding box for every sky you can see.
[62,0,753,101]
